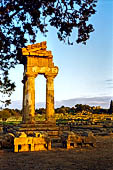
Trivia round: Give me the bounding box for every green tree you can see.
[10,109,19,116]
[68,107,76,114]
[75,104,92,112]
[0,0,98,105]
[35,108,46,114]
[108,100,113,114]
[0,109,11,121]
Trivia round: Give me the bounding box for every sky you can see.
[6,0,113,109]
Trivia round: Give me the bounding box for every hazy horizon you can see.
[7,95,112,110]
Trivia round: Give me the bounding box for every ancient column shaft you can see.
[46,76,55,123]
[22,75,35,123]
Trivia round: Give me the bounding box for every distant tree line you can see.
[55,104,109,115]
[0,108,21,121]
[35,104,109,115]
[0,104,111,121]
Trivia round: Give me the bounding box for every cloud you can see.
[7,96,112,110]
[105,79,113,82]
[105,79,113,89]
[55,96,112,109]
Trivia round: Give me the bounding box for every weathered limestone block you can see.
[61,131,82,149]
[81,132,96,147]
[61,131,96,149]
[19,132,27,137]
[22,41,47,55]
[14,132,51,152]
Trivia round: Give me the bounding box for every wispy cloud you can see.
[105,79,113,82]
[105,79,113,89]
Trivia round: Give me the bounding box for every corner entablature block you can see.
[22,41,52,57]
[19,41,58,77]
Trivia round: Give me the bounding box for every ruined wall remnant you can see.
[14,132,51,152]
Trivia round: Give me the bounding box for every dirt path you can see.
[0,136,113,170]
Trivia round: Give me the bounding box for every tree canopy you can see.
[0,0,98,106]
[0,109,11,121]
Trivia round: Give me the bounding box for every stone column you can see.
[45,75,56,123]
[22,75,35,124]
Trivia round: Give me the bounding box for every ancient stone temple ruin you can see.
[0,42,96,152]
[19,41,58,124]
[12,41,60,152]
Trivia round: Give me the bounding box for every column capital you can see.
[25,73,37,78]
[22,73,37,84]
[44,74,57,79]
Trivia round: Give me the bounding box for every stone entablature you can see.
[18,41,58,124]
[19,41,58,78]
[22,41,52,57]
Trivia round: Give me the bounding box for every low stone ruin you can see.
[81,132,96,147]
[0,133,14,150]
[14,132,51,152]
[61,131,96,149]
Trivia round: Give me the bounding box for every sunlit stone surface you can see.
[14,132,51,152]
[18,41,58,124]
